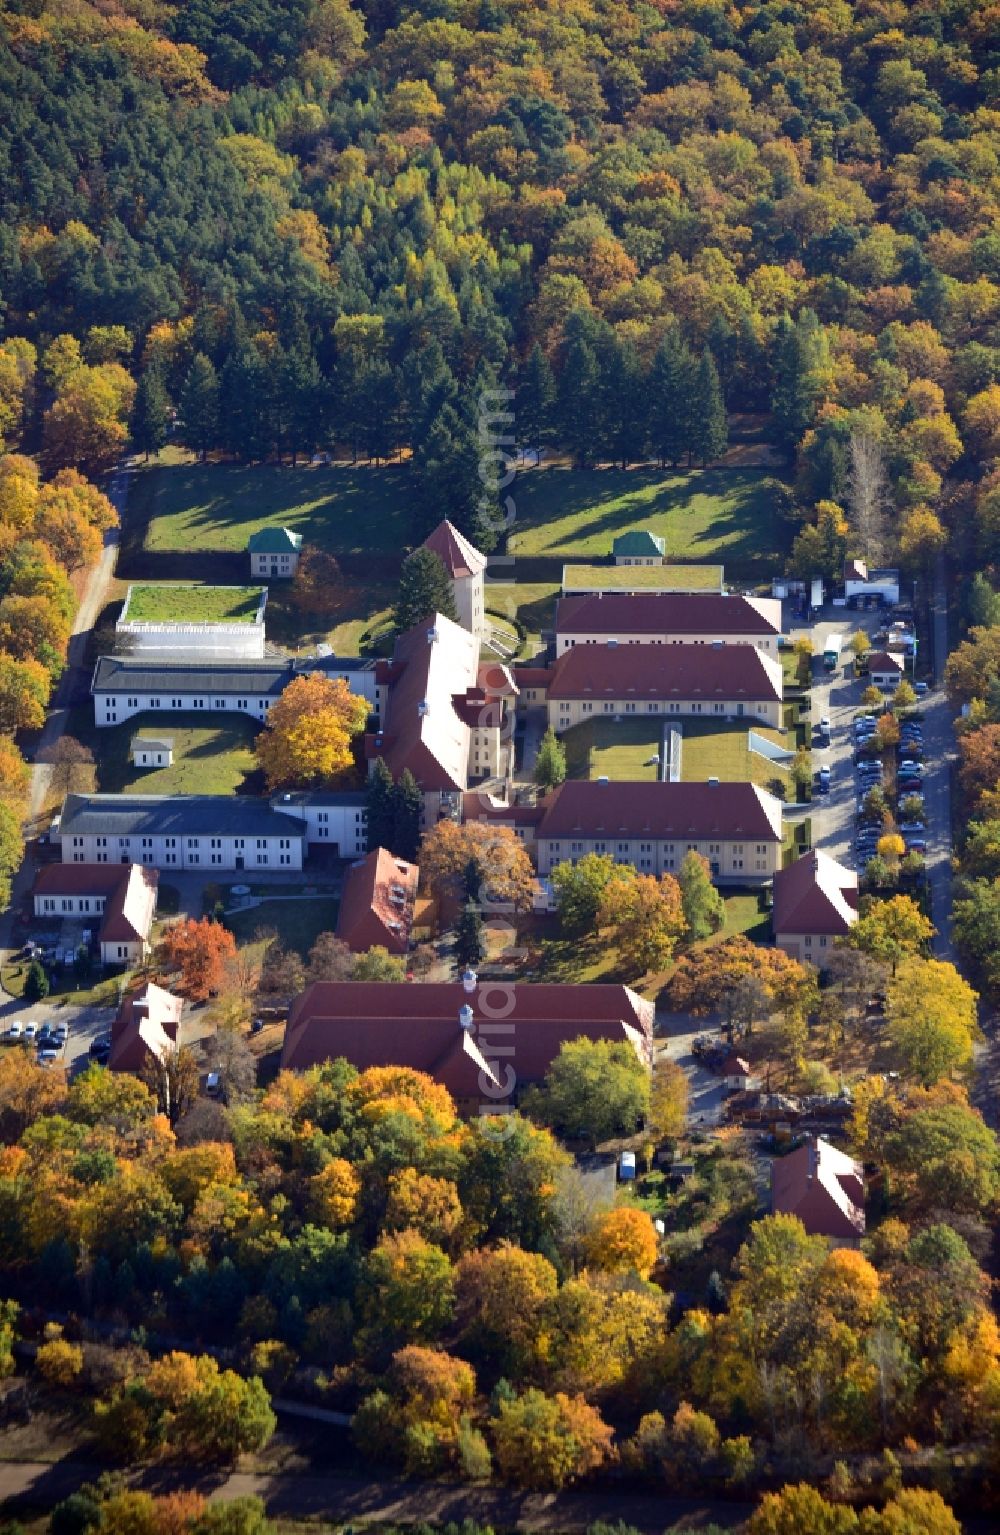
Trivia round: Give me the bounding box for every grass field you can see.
[224,897,338,956]
[124,584,263,623]
[92,715,260,796]
[562,717,663,781]
[135,460,414,555]
[562,563,723,592]
[484,581,559,650]
[679,719,791,792]
[510,467,789,567]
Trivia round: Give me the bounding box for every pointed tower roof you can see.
[421,520,487,579]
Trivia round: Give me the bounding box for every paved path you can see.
[925,556,955,962]
[0,1459,748,1531]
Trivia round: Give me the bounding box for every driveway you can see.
[657,1011,726,1128]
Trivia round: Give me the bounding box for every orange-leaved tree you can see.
[156,918,237,1002]
[254,673,369,790]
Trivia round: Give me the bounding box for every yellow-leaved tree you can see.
[255,673,369,790]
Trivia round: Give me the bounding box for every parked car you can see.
[898,778,923,794]
[899,761,924,776]
[6,1021,22,1042]
[36,1048,59,1066]
[53,1023,69,1046]
[898,822,926,835]
[817,716,831,740]
[89,1033,112,1056]
[22,1021,38,1041]
[818,766,831,793]
[914,682,929,696]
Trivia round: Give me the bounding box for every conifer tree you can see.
[518,344,555,462]
[689,350,728,466]
[647,326,694,467]
[394,549,458,634]
[178,353,220,460]
[391,769,423,862]
[534,726,567,791]
[130,366,170,459]
[454,903,487,967]
[366,757,394,853]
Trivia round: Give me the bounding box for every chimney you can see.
[597,775,609,785]
[458,1004,474,1030]
[462,968,477,993]
[417,699,429,717]
[426,626,438,644]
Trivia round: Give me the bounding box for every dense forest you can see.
[0,0,998,554]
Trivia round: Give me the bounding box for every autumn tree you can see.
[845,894,934,971]
[255,673,369,791]
[0,652,50,731]
[359,1230,455,1354]
[650,1058,689,1142]
[42,363,135,474]
[886,958,979,1085]
[41,735,95,796]
[598,869,686,976]
[585,1207,658,1277]
[290,547,343,618]
[526,1037,650,1149]
[490,1388,613,1490]
[420,819,535,910]
[0,1050,67,1142]
[157,919,237,1002]
[551,852,617,936]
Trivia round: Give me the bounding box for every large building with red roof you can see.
[369,613,516,818]
[420,520,487,640]
[555,592,783,656]
[281,978,653,1113]
[336,848,419,955]
[772,849,858,962]
[32,862,158,965]
[771,1136,866,1245]
[545,641,784,729]
[533,780,783,882]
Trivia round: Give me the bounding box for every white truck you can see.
[823,631,845,672]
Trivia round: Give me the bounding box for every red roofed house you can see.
[369,613,517,820]
[336,848,419,955]
[867,650,905,689]
[555,592,783,656]
[281,978,654,1114]
[32,862,158,966]
[420,520,487,640]
[108,981,182,1074]
[771,1136,866,1245]
[545,641,784,729]
[772,849,858,962]
[534,779,783,883]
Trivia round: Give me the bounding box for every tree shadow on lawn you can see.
[143,462,417,557]
[513,467,786,565]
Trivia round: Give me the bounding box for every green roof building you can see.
[248,526,303,577]
[612,529,666,565]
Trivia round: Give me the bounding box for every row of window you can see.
[559,700,752,716]
[556,841,770,856]
[72,851,294,867]
[72,836,293,850]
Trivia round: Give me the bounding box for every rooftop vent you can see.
[417,699,429,717]
[597,776,609,785]
[427,626,438,645]
[462,968,477,993]
[607,638,618,648]
[708,777,719,786]
[459,1004,474,1030]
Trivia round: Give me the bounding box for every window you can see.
[625,702,636,713]
[582,701,593,714]
[186,838,199,848]
[211,854,222,865]
[210,838,221,849]
[117,946,128,960]
[256,838,266,849]
[279,839,290,849]
[238,699,247,710]
[96,837,107,847]
[188,852,200,865]
[171,699,182,708]
[127,697,137,708]
[214,699,225,709]
[118,838,129,849]
[279,854,291,866]
[318,812,328,823]
[235,839,245,849]
[256,853,268,865]
[165,838,176,848]
[165,853,177,865]
[141,837,152,848]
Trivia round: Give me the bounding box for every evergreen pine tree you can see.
[220,344,270,461]
[463,856,481,902]
[130,366,170,459]
[365,757,394,853]
[689,349,728,466]
[771,310,829,455]
[533,726,567,790]
[557,332,601,467]
[178,353,220,459]
[518,344,556,462]
[280,344,325,466]
[647,326,695,467]
[394,549,458,634]
[23,958,49,1002]
[390,769,423,862]
[454,903,487,967]
[412,403,494,549]
[603,337,646,468]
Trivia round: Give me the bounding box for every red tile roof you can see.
[867,650,904,673]
[421,520,487,579]
[546,642,783,702]
[336,848,419,955]
[556,592,782,637]
[772,850,858,937]
[282,980,654,1102]
[372,613,481,791]
[772,1136,865,1240]
[109,981,181,1073]
[33,862,158,946]
[461,791,544,826]
[536,781,783,842]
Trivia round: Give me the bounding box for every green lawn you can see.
[135,460,414,556]
[93,715,260,796]
[124,584,263,623]
[484,581,559,650]
[562,563,724,592]
[265,582,396,657]
[562,717,663,781]
[510,466,789,569]
[224,898,339,957]
[679,719,791,793]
